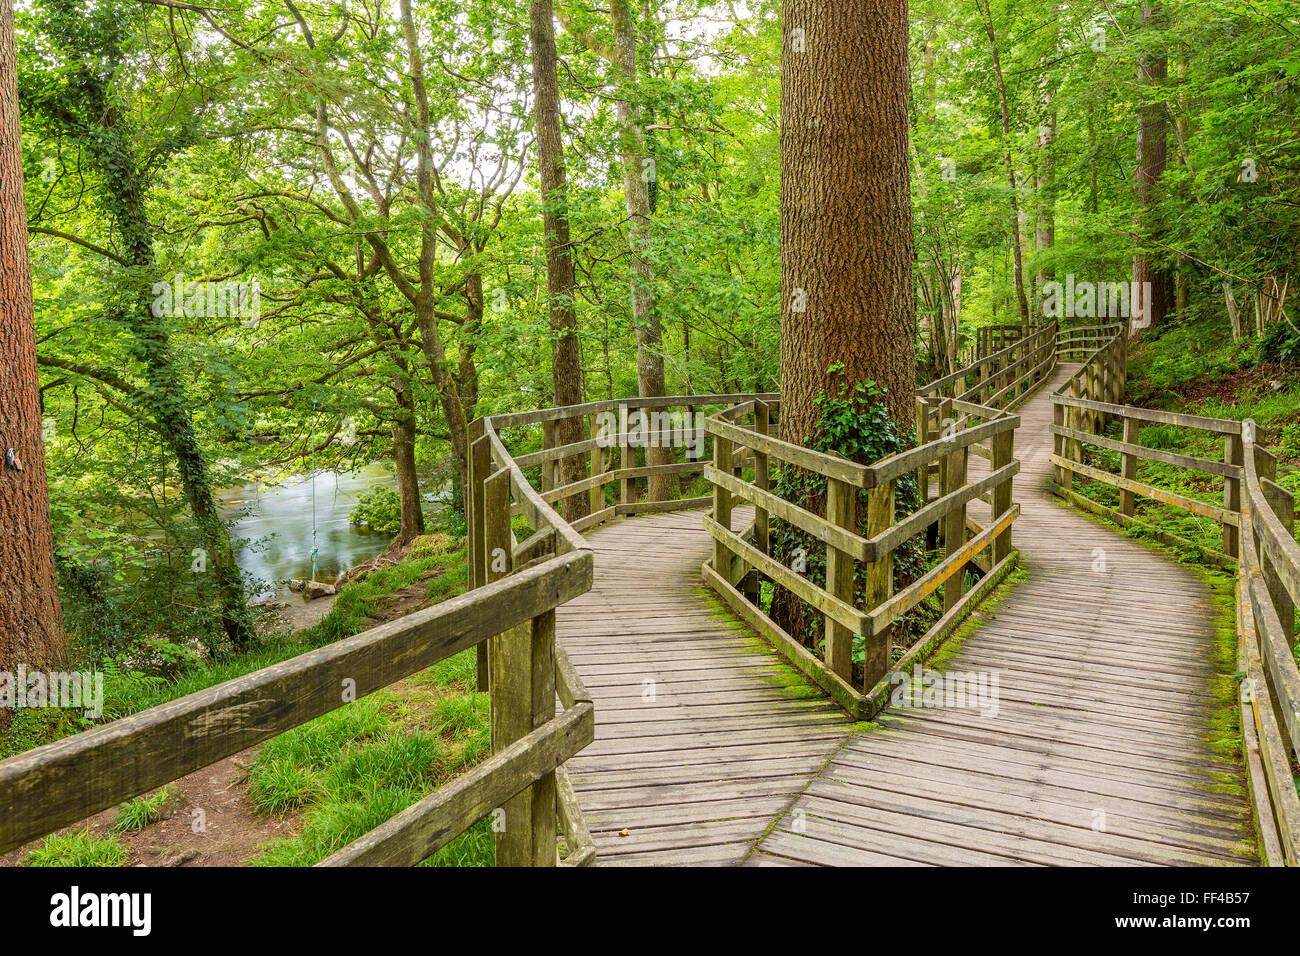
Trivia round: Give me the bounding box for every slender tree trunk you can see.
[0,0,66,686]
[530,0,589,521]
[980,0,1031,332]
[398,0,471,486]
[1035,75,1056,292]
[1173,55,1190,319]
[609,0,671,499]
[1132,0,1169,336]
[779,0,916,436]
[391,371,425,545]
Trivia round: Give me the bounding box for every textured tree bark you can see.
[778,0,917,438]
[609,0,671,500]
[1132,0,1169,336]
[980,0,1032,333]
[0,0,67,683]
[530,0,589,521]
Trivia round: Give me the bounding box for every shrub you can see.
[349,487,403,535]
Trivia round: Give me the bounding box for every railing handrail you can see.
[465,389,782,865]
[695,326,1059,720]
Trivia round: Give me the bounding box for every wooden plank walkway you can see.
[561,364,1257,866]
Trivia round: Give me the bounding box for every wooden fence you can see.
[464,391,778,863]
[1047,323,1300,866]
[694,325,1072,720]
[0,551,595,866]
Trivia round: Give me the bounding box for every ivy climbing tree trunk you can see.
[0,0,66,687]
[530,0,589,522]
[778,0,917,437]
[25,0,252,648]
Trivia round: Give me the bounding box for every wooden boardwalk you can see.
[560,365,1257,866]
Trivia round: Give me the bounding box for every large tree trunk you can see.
[0,0,66,685]
[980,0,1031,333]
[778,0,916,437]
[609,0,671,500]
[1132,0,1169,336]
[530,0,589,522]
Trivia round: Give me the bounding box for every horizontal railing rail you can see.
[0,551,594,864]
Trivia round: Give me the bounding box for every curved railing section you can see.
[1048,323,1300,866]
[465,392,778,865]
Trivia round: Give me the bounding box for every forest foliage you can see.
[14,0,1299,658]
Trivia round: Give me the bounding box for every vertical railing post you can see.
[753,401,771,558]
[991,427,1013,562]
[824,476,856,683]
[541,419,557,494]
[1068,378,1084,472]
[620,404,633,506]
[526,606,557,867]
[863,479,894,689]
[1052,398,1068,489]
[470,430,491,691]
[1257,445,1295,637]
[711,431,733,582]
[936,397,953,547]
[942,442,969,612]
[484,469,553,866]
[587,412,604,515]
[1224,431,1243,558]
[1120,416,1138,516]
[915,397,931,506]
[1086,361,1100,435]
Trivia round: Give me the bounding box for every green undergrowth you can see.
[247,647,492,866]
[22,830,129,867]
[112,784,185,833]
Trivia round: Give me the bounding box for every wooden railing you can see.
[1047,323,1300,866]
[0,550,594,866]
[698,333,1056,718]
[918,321,1057,415]
[464,391,778,863]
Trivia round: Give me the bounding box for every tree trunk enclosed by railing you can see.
[699,326,1054,720]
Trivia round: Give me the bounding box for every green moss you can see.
[926,564,1029,674]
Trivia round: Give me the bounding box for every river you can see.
[216,463,399,601]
